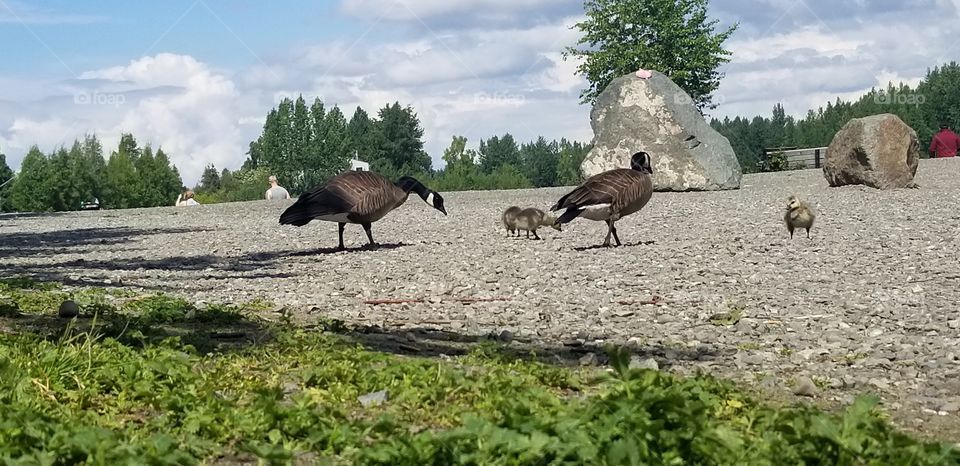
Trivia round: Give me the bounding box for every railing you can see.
[759,147,829,171]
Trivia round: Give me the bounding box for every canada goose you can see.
[502,206,522,237]
[784,195,815,239]
[279,171,447,249]
[551,151,654,247]
[514,207,562,240]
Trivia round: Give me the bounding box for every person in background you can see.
[929,123,960,158]
[265,175,291,201]
[175,189,200,206]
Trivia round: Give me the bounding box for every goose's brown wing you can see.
[326,171,405,222]
[552,169,638,211]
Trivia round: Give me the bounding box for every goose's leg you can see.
[361,222,376,247]
[610,220,622,246]
[602,223,612,247]
[533,229,541,240]
[337,222,346,250]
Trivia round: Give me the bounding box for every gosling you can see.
[514,207,562,240]
[784,195,815,239]
[502,206,522,237]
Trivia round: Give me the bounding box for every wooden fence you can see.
[759,147,829,171]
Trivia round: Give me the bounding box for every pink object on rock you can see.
[635,69,653,79]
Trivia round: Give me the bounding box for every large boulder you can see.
[580,71,742,191]
[823,114,920,189]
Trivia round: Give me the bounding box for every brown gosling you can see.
[784,195,815,239]
[514,207,562,240]
[502,206,522,237]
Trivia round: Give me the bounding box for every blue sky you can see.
[1,0,957,185]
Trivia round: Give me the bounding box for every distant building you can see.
[349,159,369,171]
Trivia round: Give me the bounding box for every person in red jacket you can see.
[929,123,960,158]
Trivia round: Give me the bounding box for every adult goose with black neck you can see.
[279,170,447,250]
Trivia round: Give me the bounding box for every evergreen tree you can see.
[345,106,374,160]
[154,148,183,204]
[9,146,50,212]
[372,102,431,177]
[104,140,140,209]
[0,150,13,212]
[81,135,106,204]
[136,146,169,207]
[198,163,222,193]
[478,134,521,173]
[557,139,590,186]
[520,137,559,188]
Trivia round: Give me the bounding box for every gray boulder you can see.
[580,71,742,191]
[823,113,920,189]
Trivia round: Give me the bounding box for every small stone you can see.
[58,300,79,319]
[939,401,960,413]
[579,352,598,366]
[793,376,817,397]
[629,356,659,371]
[358,390,388,407]
[498,330,513,343]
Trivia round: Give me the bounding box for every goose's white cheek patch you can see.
[425,192,435,206]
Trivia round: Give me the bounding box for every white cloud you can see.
[339,0,574,24]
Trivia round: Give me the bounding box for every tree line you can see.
[0,135,183,213]
[193,95,591,203]
[712,62,960,172]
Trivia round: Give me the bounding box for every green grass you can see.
[0,280,957,465]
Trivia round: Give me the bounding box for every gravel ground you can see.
[3,159,960,440]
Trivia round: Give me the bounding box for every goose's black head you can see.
[630,151,653,174]
[426,191,447,215]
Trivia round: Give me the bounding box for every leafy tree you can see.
[103,140,140,209]
[154,148,183,205]
[371,102,431,177]
[520,137,559,187]
[197,163,222,193]
[80,135,107,204]
[9,146,50,212]
[345,106,374,161]
[557,139,591,186]
[0,150,15,212]
[135,146,171,207]
[564,0,738,110]
[478,134,521,174]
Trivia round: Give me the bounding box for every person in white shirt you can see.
[175,189,200,206]
[265,175,291,201]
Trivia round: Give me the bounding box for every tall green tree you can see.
[135,146,170,207]
[345,106,374,160]
[154,148,183,204]
[80,135,106,203]
[9,146,50,212]
[104,139,140,209]
[564,0,738,110]
[197,163,222,193]
[0,149,15,212]
[557,139,590,186]
[478,134,521,173]
[520,137,559,187]
[371,102,431,177]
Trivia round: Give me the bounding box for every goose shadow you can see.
[288,242,408,256]
[573,240,656,251]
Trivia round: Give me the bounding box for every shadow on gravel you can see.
[318,322,722,369]
[573,240,657,252]
[0,226,212,258]
[1,309,274,354]
[244,242,409,259]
